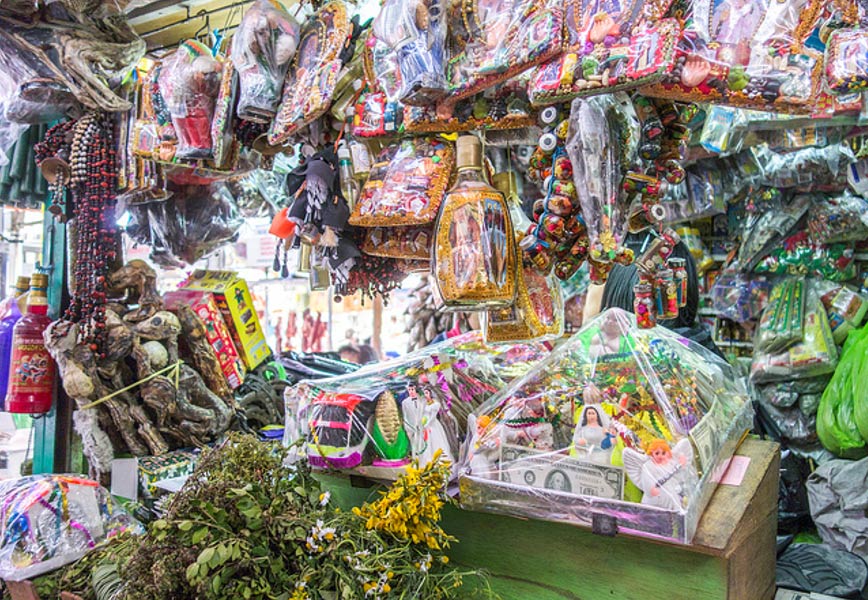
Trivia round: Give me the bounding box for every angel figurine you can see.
[622,438,697,512]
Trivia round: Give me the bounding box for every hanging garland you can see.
[35,113,119,356]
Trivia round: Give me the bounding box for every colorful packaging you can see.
[181,271,271,370]
[163,289,246,388]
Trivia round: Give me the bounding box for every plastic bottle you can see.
[5,274,55,414]
[338,142,360,211]
[0,276,30,411]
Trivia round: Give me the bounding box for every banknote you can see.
[499,444,624,499]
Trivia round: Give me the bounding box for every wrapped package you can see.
[817,325,868,459]
[268,1,352,144]
[736,194,809,271]
[349,137,455,227]
[755,278,806,355]
[284,332,550,479]
[642,0,824,112]
[159,41,223,160]
[230,0,300,122]
[369,0,448,105]
[756,143,855,191]
[461,308,753,544]
[528,0,680,105]
[751,289,839,384]
[352,89,403,138]
[826,29,868,96]
[444,0,564,103]
[753,232,857,282]
[0,475,144,581]
[361,226,433,260]
[807,193,868,244]
[815,280,868,344]
[710,270,772,323]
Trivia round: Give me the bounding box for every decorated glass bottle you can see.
[0,276,30,410]
[5,274,55,414]
[485,172,563,342]
[433,135,516,311]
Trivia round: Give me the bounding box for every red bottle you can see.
[5,273,55,414]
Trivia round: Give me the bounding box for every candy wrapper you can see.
[460,308,752,544]
[566,94,639,280]
[284,332,549,479]
[349,137,454,227]
[807,193,868,244]
[444,0,564,104]
[753,231,857,282]
[755,278,806,355]
[361,225,433,260]
[230,0,300,122]
[369,0,448,105]
[825,29,868,96]
[815,279,868,344]
[268,1,352,144]
[0,475,144,581]
[352,90,403,137]
[528,1,680,105]
[751,290,839,384]
[710,270,772,323]
[641,0,824,112]
[159,41,224,160]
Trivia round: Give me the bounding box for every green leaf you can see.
[191,527,209,545]
[293,486,306,496]
[185,562,200,583]
[243,586,252,599]
[211,576,222,595]
[198,547,215,566]
[178,520,194,532]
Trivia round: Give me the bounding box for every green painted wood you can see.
[318,475,727,600]
[32,209,68,475]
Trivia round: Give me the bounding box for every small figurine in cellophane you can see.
[159,41,223,160]
[349,137,455,227]
[460,308,753,544]
[230,0,300,122]
[527,0,681,105]
[565,94,639,282]
[826,28,868,96]
[641,0,825,112]
[369,0,448,106]
[284,332,549,480]
[444,0,565,105]
[268,1,352,145]
[0,475,144,581]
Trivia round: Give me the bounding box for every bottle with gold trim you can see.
[433,135,516,311]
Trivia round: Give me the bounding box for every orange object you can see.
[268,206,296,239]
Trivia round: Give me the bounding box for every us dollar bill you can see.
[499,444,624,500]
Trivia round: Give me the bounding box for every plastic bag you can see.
[210,169,285,219]
[777,543,868,597]
[753,232,857,282]
[807,193,868,244]
[751,290,838,384]
[230,0,300,122]
[352,90,402,138]
[444,0,564,103]
[642,0,824,111]
[268,1,352,144]
[528,3,680,106]
[124,183,243,268]
[755,278,806,355]
[808,457,868,559]
[816,325,868,458]
[0,475,144,581]
[710,270,771,323]
[566,94,638,280]
[285,331,549,479]
[826,29,868,96]
[815,280,868,345]
[757,143,856,191]
[349,137,454,227]
[736,193,809,271]
[369,0,447,105]
[461,308,753,544]
[160,41,223,160]
[210,60,237,170]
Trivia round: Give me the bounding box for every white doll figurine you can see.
[403,385,455,467]
[571,404,617,465]
[622,438,697,512]
[465,413,500,476]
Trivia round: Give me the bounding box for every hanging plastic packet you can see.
[230,0,301,122]
[755,278,806,355]
[699,106,748,155]
[434,136,516,311]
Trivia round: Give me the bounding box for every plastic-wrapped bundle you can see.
[710,270,772,323]
[461,308,752,544]
[369,0,448,105]
[817,325,868,459]
[642,0,824,112]
[826,29,868,96]
[756,144,855,191]
[736,194,810,271]
[755,278,806,355]
[0,475,143,581]
[160,41,223,160]
[807,193,868,244]
[230,0,300,122]
[284,332,549,479]
[815,280,868,344]
[444,0,564,104]
[753,231,857,282]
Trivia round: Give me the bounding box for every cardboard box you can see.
[181,270,271,369]
[163,289,246,389]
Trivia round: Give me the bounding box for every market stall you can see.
[2,0,868,597]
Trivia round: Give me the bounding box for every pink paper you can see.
[717,456,751,486]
